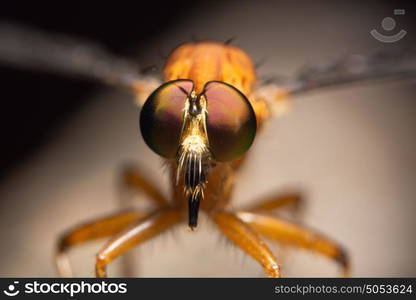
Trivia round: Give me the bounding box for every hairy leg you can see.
[56,210,147,277]
[118,165,170,276]
[236,211,350,276]
[212,211,280,277]
[96,208,182,277]
[243,193,305,265]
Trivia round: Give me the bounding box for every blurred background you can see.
[0,0,415,277]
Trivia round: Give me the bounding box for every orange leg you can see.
[244,193,303,214]
[95,208,182,278]
[118,165,170,276]
[243,193,305,264]
[212,211,280,277]
[56,210,147,277]
[236,211,350,276]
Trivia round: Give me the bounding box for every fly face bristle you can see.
[176,94,213,228]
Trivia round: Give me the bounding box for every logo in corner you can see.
[371,9,407,43]
[3,281,20,297]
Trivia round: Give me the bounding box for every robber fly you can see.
[0,22,415,278]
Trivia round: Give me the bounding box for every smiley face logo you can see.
[3,281,20,297]
[371,9,407,43]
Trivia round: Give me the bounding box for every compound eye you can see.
[203,81,257,162]
[140,79,194,158]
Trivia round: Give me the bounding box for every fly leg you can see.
[243,192,303,215]
[56,210,148,277]
[118,164,169,276]
[95,208,182,278]
[212,211,281,277]
[242,193,305,263]
[236,211,350,277]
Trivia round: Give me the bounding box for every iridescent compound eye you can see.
[203,81,257,162]
[140,79,194,158]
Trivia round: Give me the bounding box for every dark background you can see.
[0,1,199,180]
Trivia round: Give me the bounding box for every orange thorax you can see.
[164,42,256,96]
